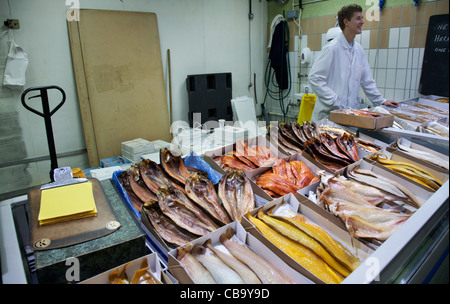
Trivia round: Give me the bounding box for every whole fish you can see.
[177,245,217,284]
[218,169,254,221]
[255,172,300,196]
[139,159,185,193]
[345,214,408,241]
[291,122,309,144]
[278,122,304,149]
[219,154,256,171]
[185,172,231,225]
[191,244,245,284]
[118,171,144,212]
[157,186,219,236]
[349,168,424,208]
[320,133,353,163]
[278,127,304,155]
[330,201,410,241]
[235,141,278,168]
[219,228,294,284]
[287,213,360,271]
[247,213,342,284]
[204,239,261,284]
[369,153,443,190]
[127,167,158,207]
[328,176,404,206]
[305,137,351,168]
[258,211,351,278]
[144,207,196,246]
[335,133,360,162]
[160,148,191,184]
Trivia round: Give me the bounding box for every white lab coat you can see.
[308,33,386,122]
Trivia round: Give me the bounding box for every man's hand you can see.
[383,100,399,108]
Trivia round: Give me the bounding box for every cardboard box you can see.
[386,137,449,175]
[167,221,313,284]
[364,150,448,191]
[241,193,374,284]
[79,253,173,284]
[329,110,394,130]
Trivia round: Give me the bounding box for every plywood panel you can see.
[67,10,171,166]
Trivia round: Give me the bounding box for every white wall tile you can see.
[397,49,408,69]
[399,27,410,48]
[361,30,370,49]
[384,88,395,100]
[387,49,398,67]
[394,89,405,101]
[375,68,386,88]
[386,69,396,89]
[395,69,407,89]
[389,27,400,48]
[377,49,388,68]
[321,33,327,48]
[368,49,377,69]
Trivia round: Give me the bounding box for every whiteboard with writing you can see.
[419,14,449,97]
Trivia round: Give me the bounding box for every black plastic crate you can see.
[186,73,232,126]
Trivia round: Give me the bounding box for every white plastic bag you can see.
[3,39,28,89]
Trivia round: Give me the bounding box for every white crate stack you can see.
[121,138,155,162]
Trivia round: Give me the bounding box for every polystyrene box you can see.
[121,138,154,155]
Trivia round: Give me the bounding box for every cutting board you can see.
[67,10,171,167]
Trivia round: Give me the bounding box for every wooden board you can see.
[67,10,171,167]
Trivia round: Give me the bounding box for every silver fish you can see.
[219,228,294,284]
[204,239,261,284]
[191,244,245,284]
[177,245,216,284]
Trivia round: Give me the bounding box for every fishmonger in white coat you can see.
[308,4,398,122]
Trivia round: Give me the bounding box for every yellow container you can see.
[297,94,317,125]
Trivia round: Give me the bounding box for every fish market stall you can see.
[1,122,448,283]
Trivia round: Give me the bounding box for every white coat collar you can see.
[338,32,354,50]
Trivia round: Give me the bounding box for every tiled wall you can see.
[264,0,449,123]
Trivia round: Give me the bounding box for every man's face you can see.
[345,11,364,35]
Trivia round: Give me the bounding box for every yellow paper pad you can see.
[38,182,97,226]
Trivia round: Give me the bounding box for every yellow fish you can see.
[248,211,342,284]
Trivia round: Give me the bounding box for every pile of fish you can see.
[386,102,448,124]
[316,167,425,241]
[176,228,294,284]
[247,208,361,284]
[391,139,449,171]
[276,122,380,171]
[254,159,319,198]
[333,108,385,118]
[214,140,279,171]
[419,121,449,138]
[117,149,254,247]
[109,259,162,284]
[368,152,444,191]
